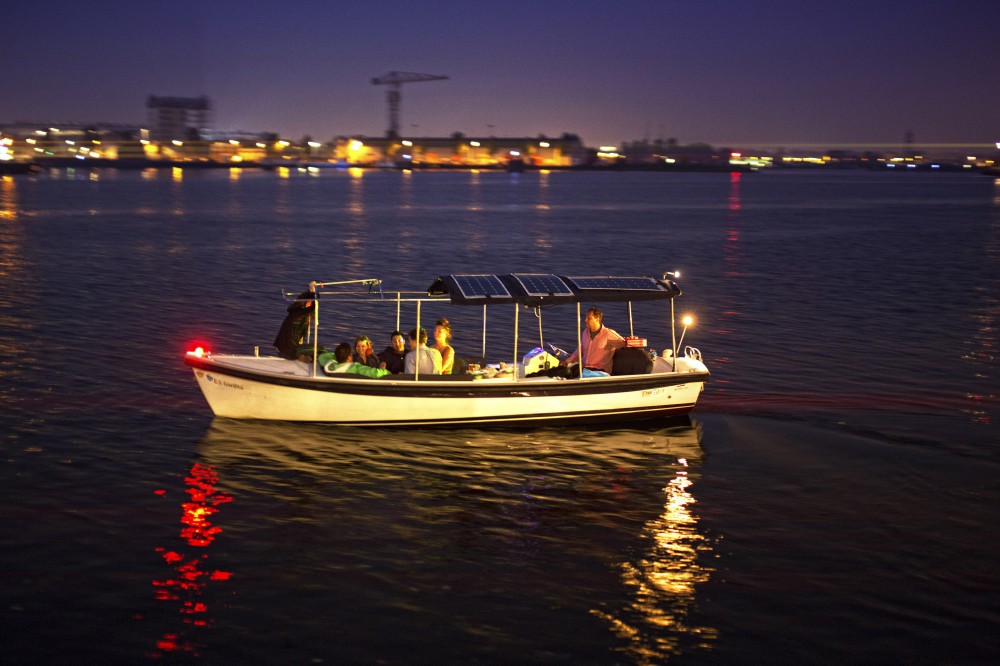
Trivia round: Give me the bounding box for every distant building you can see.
[146,96,212,141]
[621,138,733,165]
[0,122,140,160]
[332,134,587,167]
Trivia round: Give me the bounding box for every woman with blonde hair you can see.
[433,318,454,374]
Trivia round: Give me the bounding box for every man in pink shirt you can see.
[563,307,625,375]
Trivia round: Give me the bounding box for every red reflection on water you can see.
[727,171,742,212]
[709,170,745,383]
[149,462,233,657]
[960,190,1000,425]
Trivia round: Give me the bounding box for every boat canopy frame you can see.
[426,273,681,307]
[286,273,687,380]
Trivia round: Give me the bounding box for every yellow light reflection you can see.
[592,425,716,661]
[1,175,18,220]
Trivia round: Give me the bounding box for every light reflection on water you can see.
[184,417,715,660]
[151,462,233,658]
[591,421,717,664]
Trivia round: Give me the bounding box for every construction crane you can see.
[371,71,449,138]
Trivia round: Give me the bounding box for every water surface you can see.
[1,168,997,662]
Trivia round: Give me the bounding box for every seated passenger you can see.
[378,330,407,374]
[405,327,443,375]
[433,318,455,374]
[321,343,390,378]
[353,334,380,368]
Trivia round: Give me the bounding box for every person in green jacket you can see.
[320,343,390,378]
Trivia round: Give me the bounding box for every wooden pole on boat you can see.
[628,302,634,336]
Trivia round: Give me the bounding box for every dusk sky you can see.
[4,0,997,150]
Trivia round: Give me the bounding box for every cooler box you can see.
[623,336,647,348]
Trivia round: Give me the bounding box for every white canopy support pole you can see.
[628,301,634,336]
[670,299,677,372]
[395,292,401,331]
[312,296,319,377]
[415,300,421,380]
[536,307,544,350]
[481,304,487,360]
[577,302,583,379]
[513,304,519,382]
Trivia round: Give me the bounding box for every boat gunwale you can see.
[185,353,709,398]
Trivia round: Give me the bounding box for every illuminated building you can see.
[332,134,586,167]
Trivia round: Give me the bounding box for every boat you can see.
[0,160,40,175]
[184,273,710,426]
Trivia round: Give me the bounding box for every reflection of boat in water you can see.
[190,417,713,659]
[184,273,710,426]
[196,414,705,468]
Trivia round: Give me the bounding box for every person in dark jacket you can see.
[273,281,317,360]
[378,330,407,374]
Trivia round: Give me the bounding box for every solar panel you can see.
[565,276,665,291]
[511,274,574,297]
[451,274,511,299]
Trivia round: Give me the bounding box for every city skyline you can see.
[3,0,997,150]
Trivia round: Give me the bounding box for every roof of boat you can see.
[427,273,681,306]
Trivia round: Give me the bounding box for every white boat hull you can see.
[185,353,709,426]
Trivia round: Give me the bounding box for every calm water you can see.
[1,167,998,663]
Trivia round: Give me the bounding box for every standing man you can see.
[274,281,317,361]
[562,307,625,375]
[404,327,443,375]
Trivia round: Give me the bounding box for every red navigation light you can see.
[187,342,209,357]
